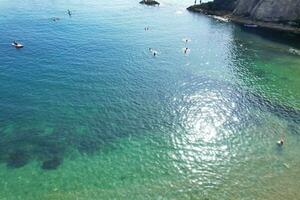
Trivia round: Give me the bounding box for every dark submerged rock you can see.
[6,150,30,168]
[41,157,62,170]
[139,0,160,6]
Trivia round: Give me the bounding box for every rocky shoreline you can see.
[187,3,300,35]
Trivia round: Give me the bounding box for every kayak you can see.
[12,43,24,48]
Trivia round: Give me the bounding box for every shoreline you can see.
[187,5,300,35]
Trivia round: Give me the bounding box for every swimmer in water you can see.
[183,38,191,43]
[184,47,188,54]
[68,9,72,16]
[277,139,284,146]
[148,48,157,56]
[52,17,60,21]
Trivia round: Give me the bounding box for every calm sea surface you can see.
[0,0,299,199]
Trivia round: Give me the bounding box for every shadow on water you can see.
[227,27,300,125]
[189,11,300,49]
[238,25,300,49]
[244,91,300,124]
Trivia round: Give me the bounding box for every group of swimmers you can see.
[148,46,189,57]
[52,10,71,22]
[147,30,191,56]
[183,39,190,54]
[12,10,72,49]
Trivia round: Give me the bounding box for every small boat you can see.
[12,43,24,48]
[244,24,258,28]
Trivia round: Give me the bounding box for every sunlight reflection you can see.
[169,87,235,181]
[181,90,229,143]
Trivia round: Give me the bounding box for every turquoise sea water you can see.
[0,0,300,199]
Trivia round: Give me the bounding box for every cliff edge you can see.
[187,0,300,33]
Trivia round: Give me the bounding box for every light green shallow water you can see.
[1,128,300,200]
[0,0,300,199]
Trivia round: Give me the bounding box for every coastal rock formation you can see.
[234,0,300,23]
[187,0,300,32]
[209,0,237,11]
[139,0,160,6]
[187,0,238,16]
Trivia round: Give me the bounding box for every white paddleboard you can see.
[12,43,24,48]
